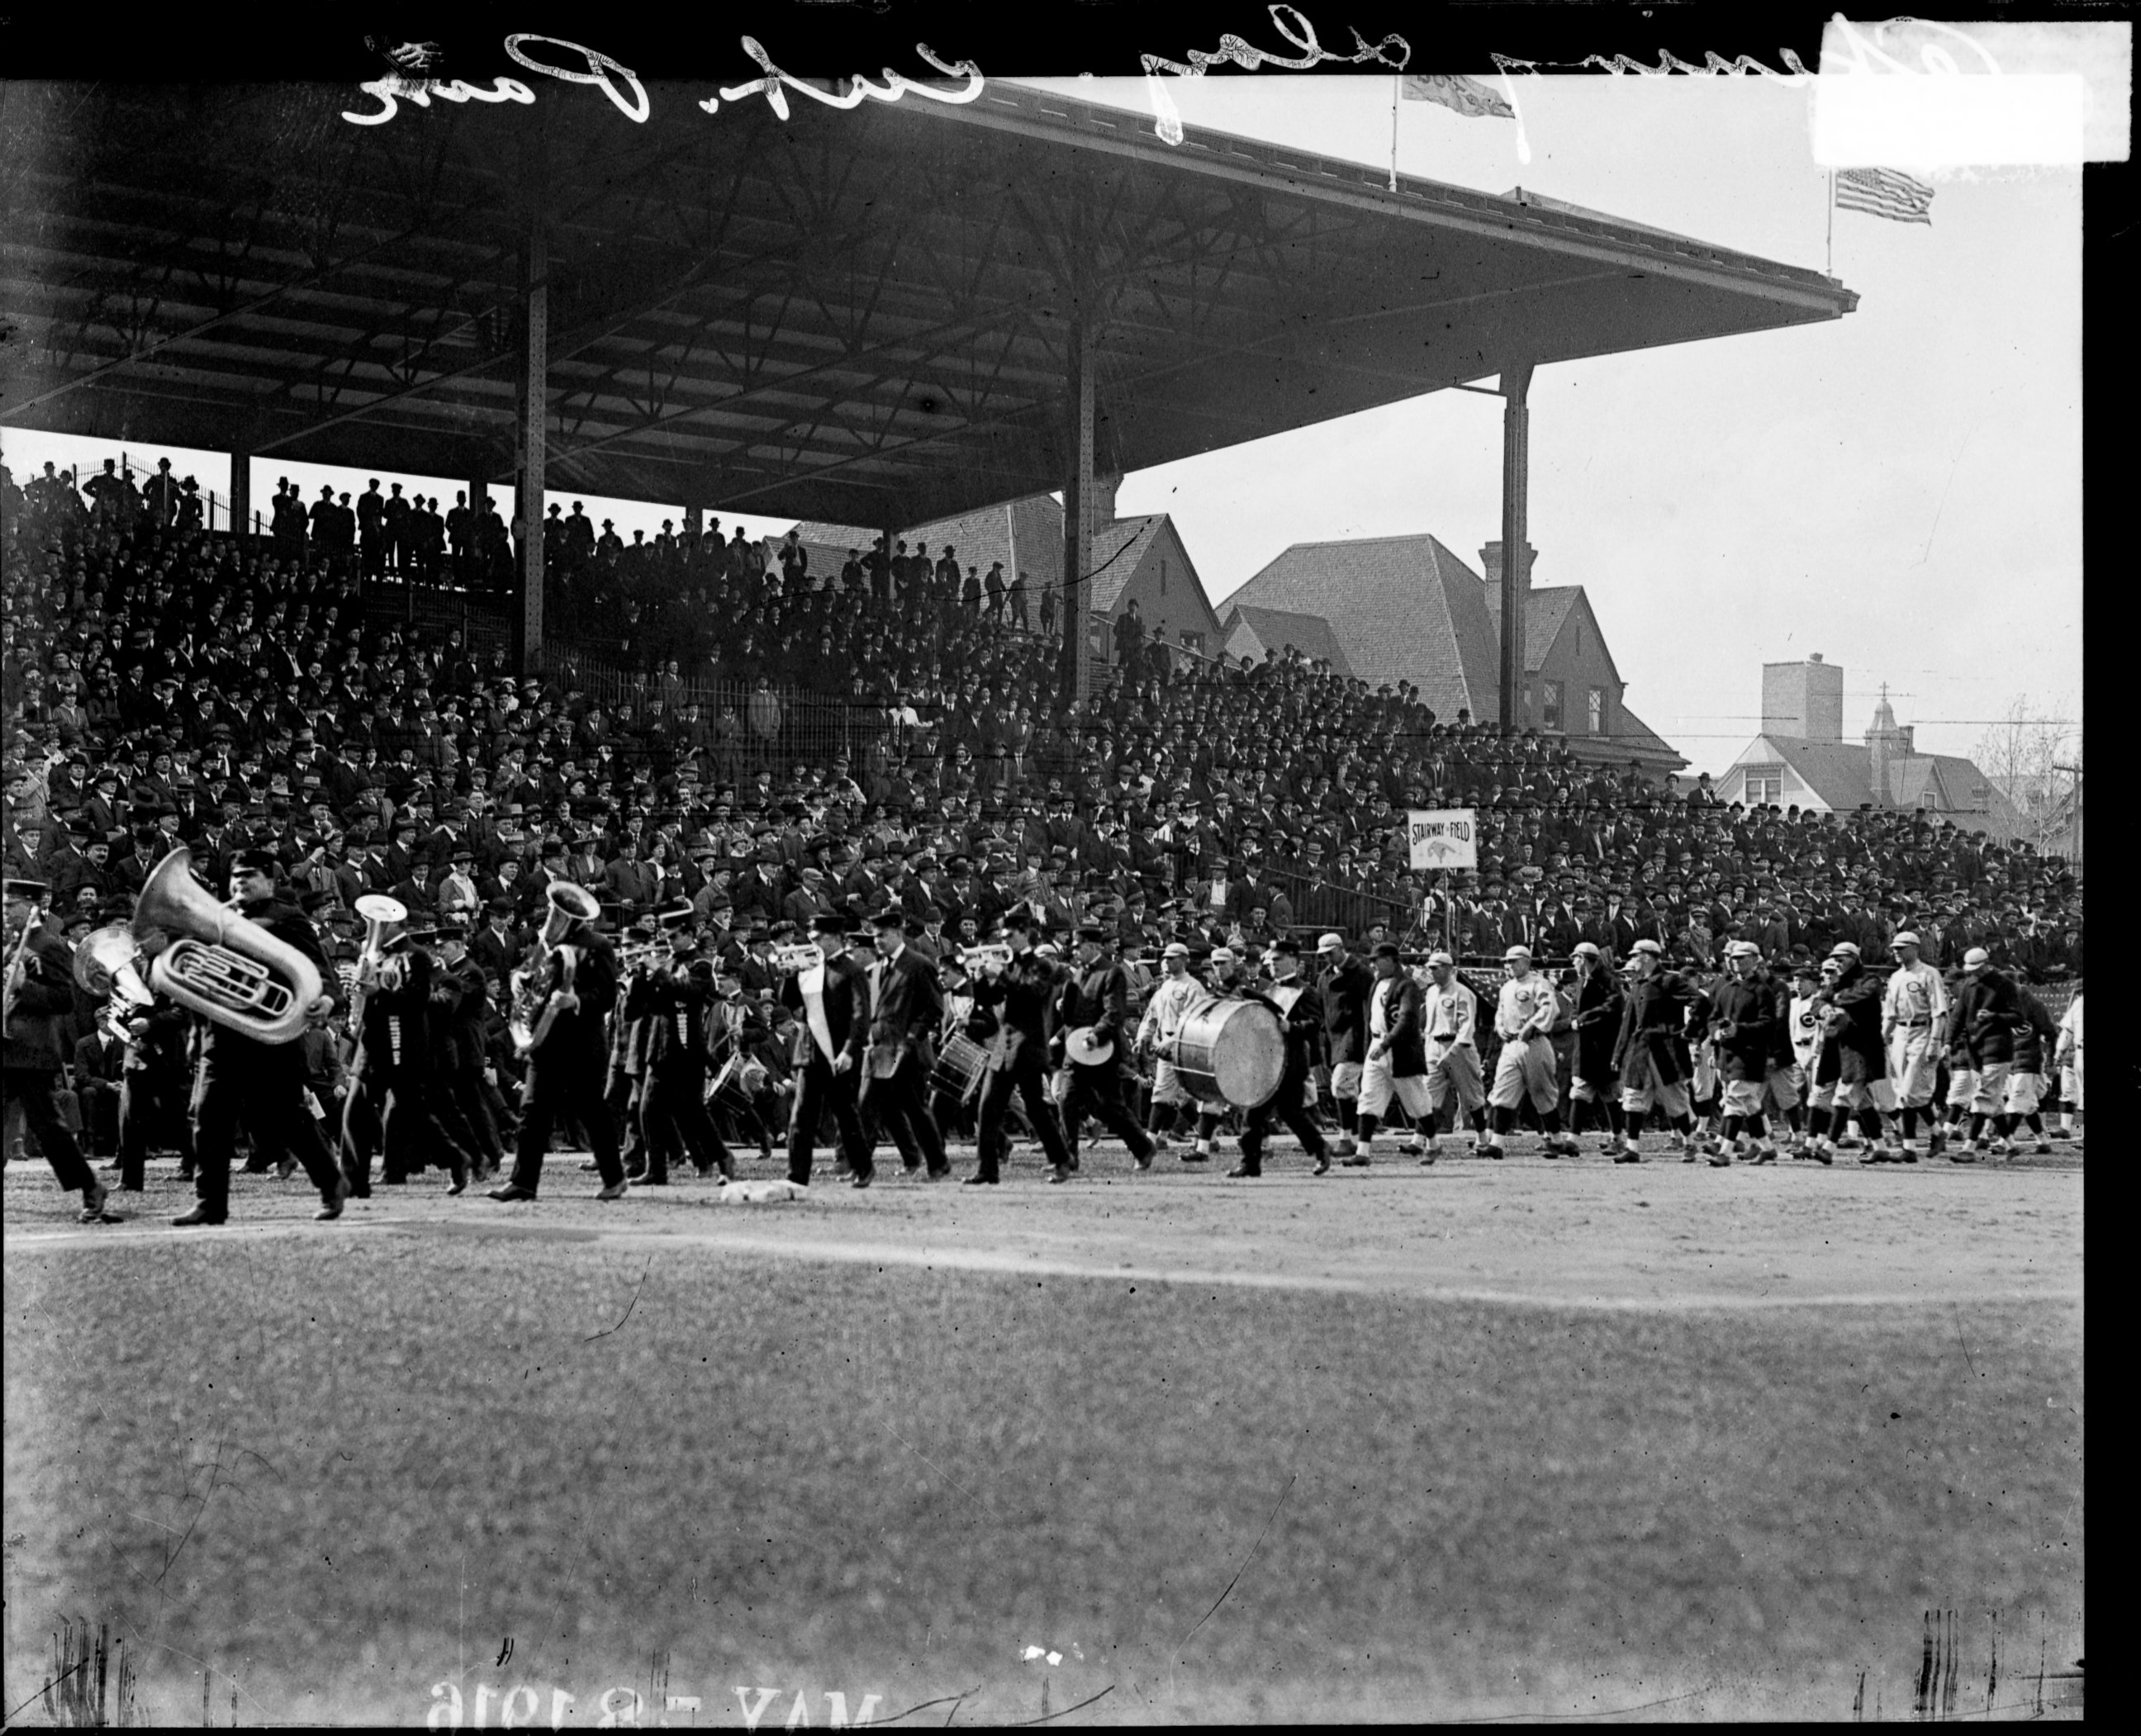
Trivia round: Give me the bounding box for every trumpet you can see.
[131,848,322,1045]
[960,942,1014,975]
[771,942,823,975]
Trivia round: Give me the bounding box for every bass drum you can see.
[1170,996,1288,1110]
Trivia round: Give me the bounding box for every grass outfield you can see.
[5,1147,2083,1725]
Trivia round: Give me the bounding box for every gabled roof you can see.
[1481,585,1624,686]
[1222,534,1501,719]
[1735,735,1878,810]
[1615,702,1686,768]
[1090,516,1167,615]
[1218,605,1356,677]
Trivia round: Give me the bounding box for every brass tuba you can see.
[510,880,601,1053]
[131,847,323,1044]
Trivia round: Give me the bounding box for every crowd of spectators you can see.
[3,451,2082,1002]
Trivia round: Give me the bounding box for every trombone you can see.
[336,893,406,1172]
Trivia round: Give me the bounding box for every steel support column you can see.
[513,218,548,675]
[1498,364,1533,730]
[227,453,250,538]
[1060,312,1094,702]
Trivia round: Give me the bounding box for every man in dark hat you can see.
[781,912,874,1186]
[5,878,112,1221]
[1052,923,1156,1176]
[861,907,951,1179]
[487,884,627,1203]
[360,916,485,1193]
[1226,937,1332,1179]
[173,848,351,1224]
[434,914,506,1180]
[965,908,1077,1184]
[624,922,735,1184]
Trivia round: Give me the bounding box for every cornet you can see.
[960,942,1014,975]
[131,847,323,1045]
[771,942,823,975]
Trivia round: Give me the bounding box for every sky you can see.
[4,69,2082,775]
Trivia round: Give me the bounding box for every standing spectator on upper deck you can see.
[382,482,412,575]
[358,481,387,579]
[1113,600,1146,670]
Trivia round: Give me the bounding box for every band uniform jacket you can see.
[528,932,618,1065]
[364,947,437,1078]
[865,946,942,1073]
[968,951,1063,1066]
[624,970,714,1078]
[1244,978,1324,1084]
[1611,969,1695,1092]
[4,930,78,1070]
[435,954,491,1074]
[1368,973,1427,1077]
[1319,956,1374,1066]
[1055,960,1133,1059]
[778,952,869,1070]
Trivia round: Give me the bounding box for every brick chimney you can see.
[1479,540,1537,588]
[1092,472,1121,524]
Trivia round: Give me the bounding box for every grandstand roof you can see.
[2,80,1855,530]
[1223,534,1502,718]
[1219,604,1357,677]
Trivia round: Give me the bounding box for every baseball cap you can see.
[1570,941,1602,960]
[1426,950,1455,968]
[1631,938,1664,957]
[1892,930,1921,948]
[1315,932,1344,954]
[1963,946,1990,970]
[1502,944,1531,960]
[1161,941,1189,960]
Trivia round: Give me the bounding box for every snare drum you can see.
[1170,996,1288,1109]
[930,1032,994,1103]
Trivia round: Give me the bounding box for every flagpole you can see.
[1389,77,1400,192]
[1825,171,1835,276]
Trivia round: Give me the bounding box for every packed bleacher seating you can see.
[2,453,2082,981]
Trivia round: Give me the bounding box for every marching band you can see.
[1,846,2082,1226]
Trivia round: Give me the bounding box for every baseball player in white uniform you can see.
[1784,958,1833,1162]
[1418,951,1486,1163]
[1880,930,1949,1159]
[1137,942,1209,1155]
[2054,989,2082,1144]
[1486,944,1578,1158]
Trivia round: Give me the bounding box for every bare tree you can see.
[1973,697,2079,852]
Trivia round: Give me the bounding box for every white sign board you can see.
[1407,808,1478,871]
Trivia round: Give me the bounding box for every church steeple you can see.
[1864,681,1913,804]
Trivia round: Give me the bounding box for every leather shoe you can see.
[171,1203,226,1226]
[446,1173,467,1197]
[276,1157,298,1181]
[316,1174,353,1220]
[851,1170,874,1188]
[1341,1153,1372,1167]
[487,1183,537,1202]
[962,1173,999,1186]
[923,1168,952,1183]
[78,1181,112,1222]
[596,1180,629,1201]
[638,1174,671,1187]
[1225,1164,1261,1179]
[1312,1152,1332,1175]
[1049,1164,1072,1184]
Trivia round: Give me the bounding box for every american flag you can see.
[1401,74,1514,121]
[1834,168,1934,225]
